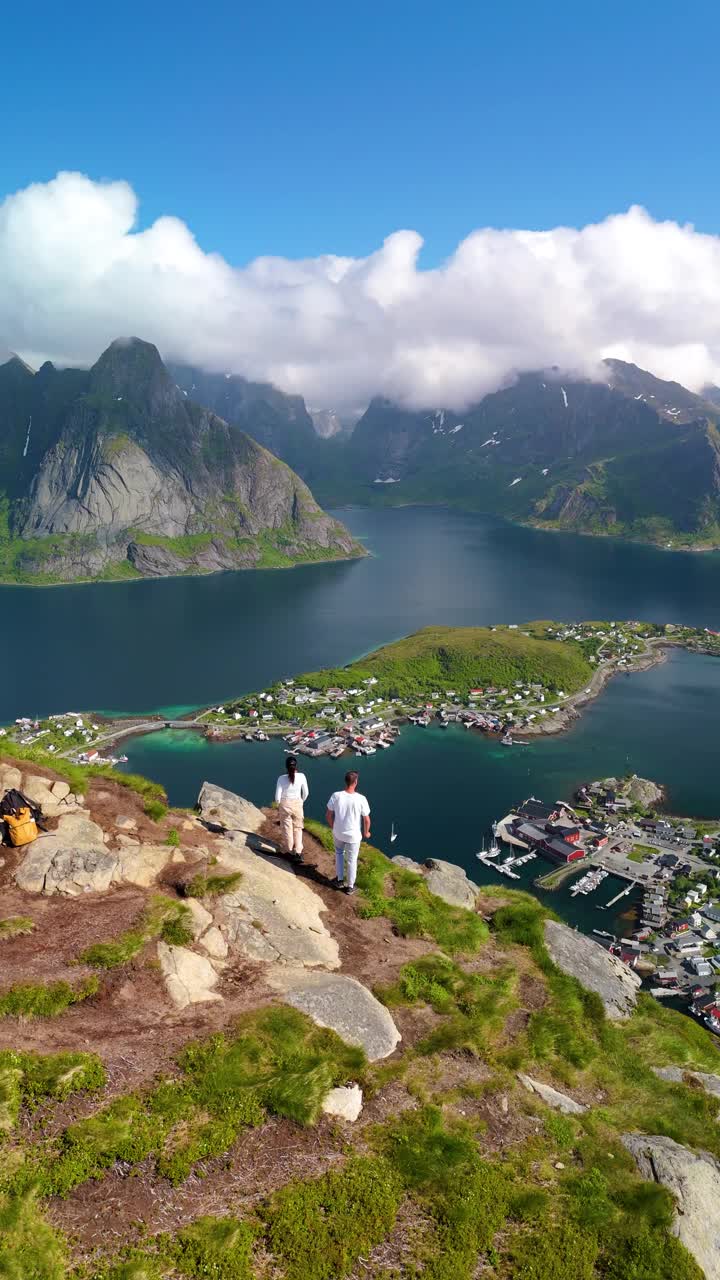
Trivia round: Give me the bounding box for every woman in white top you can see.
[275,754,309,860]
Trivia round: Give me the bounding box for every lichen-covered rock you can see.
[197,783,266,834]
[517,1073,587,1115]
[623,1133,720,1279]
[157,942,222,1009]
[652,1065,720,1101]
[279,973,401,1061]
[544,918,641,1020]
[15,814,113,895]
[423,858,479,909]
[219,844,339,971]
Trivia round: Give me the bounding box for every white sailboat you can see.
[390,822,397,843]
[489,821,501,857]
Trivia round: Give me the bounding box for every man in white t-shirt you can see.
[326,770,371,895]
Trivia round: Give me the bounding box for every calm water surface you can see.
[3,506,720,721]
[120,647,720,934]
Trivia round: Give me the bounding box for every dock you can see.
[602,884,634,909]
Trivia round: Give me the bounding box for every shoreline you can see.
[92,637,685,757]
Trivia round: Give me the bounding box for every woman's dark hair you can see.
[286,755,298,781]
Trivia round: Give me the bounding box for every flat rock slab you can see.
[197,782,265,834]
[653,1065,720,1101]
[219,843,339,971]
[424,858,479,909]
[157,942,222,1009]
[517,1073,587,1115]
[281,973,401,1061]
[623,1133,720,1280]
[544,918,641,1020]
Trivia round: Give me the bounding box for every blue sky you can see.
[3,0,718,267]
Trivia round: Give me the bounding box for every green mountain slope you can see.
[304,363,720,547]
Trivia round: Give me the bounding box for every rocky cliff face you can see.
[0,340,362,582]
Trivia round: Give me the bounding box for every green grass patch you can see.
[0,1186,69,1280]
[170,1215,256,1280]
[262,1156,402,1280]
[18,1006,365,1197]
[376,1106,512,1279]
[165,828,180,847]
[79,897,193,969]
[0,1049,105,1131]
[313,823,488,954]
[0,917,34,940]
[0,976,98,1019]
[376,952,517,1055]
[184,872,242,898]
[298,623,593,702]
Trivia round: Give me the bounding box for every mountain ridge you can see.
[0,339,363,584]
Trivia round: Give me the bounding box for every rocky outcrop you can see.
[279,973,401,1061]
[626,775,664,808]
[3,338,363,583]
[15,814,176,895]
[424,859,479,909]
[197,782,266,835]
[157,942,222,1009]
[390,854,479,909]
[544,919,641,1020]
[652,1066,720,1101]
[517,1073,588,1115]
[622,1134,720,1280]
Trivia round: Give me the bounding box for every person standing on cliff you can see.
[275,755,309,861]
[326,770,371,895]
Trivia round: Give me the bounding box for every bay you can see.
[2,506,720,723]
[119,646,720,935]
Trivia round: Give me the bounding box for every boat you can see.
[592,929,615,940]
[489,822,501,857]
[501,733,513,746]
[390,823,398,843]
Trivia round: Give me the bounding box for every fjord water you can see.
[3,506,720,722]
[118,646,720,933]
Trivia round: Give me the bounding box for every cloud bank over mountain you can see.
[3,171,720,411]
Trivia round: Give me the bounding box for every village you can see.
[486,774,720,1036]
[197,619,720,754]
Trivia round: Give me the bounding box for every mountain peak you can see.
[89,337,172,402]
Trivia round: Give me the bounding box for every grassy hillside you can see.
[299,624,594,699]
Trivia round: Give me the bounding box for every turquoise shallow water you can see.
[119,646,720,934]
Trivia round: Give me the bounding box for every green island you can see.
[191,619,720,757]
[1,736,720,1280]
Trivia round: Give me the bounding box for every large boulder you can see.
[544,919,641,1020]
[423,858,479,909]
[218,842,339,971]
[157,942,222,1009]
[652,1066,720,1101]
[623,1134,720,1280]
[15,814,114,895]
[517,1073,588,1115]
[280,973,401,1061]
[197,782,265,834]
[0,764,22,793]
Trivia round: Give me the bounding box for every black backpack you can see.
[0,788,49,831]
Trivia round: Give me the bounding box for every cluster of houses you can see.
[498,797,609,866]
[6,711,103,755]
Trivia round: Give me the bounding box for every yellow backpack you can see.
[4,806,39,847]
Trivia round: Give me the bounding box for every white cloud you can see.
[3,171,720,411]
